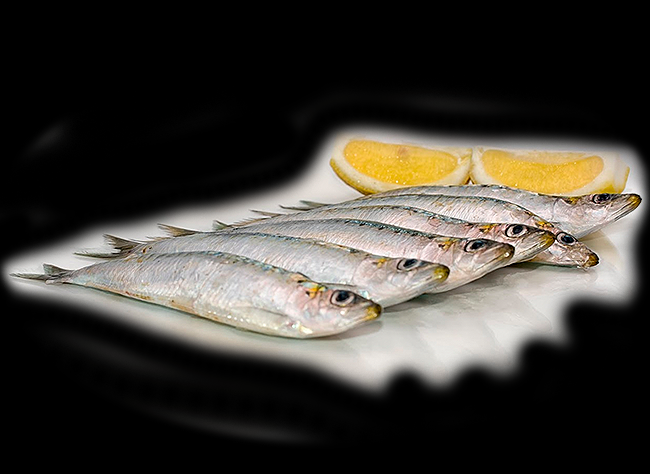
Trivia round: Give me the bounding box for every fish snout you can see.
[364,302,382,321]
[431,263,450,282]
[581,252,600,268]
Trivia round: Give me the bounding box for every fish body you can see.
[13,251,380,338]
[283,194,598,268]
[374,184,641,238]
[230,204,554,264]
[223,218,515,292]
[80,231,449,307]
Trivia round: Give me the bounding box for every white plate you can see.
[5,126,646,392]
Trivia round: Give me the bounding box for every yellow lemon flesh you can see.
[330,139,471,194]
[471,148,629,195]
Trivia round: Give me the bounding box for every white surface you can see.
[5,127,646,391]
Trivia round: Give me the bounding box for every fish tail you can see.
[300,199,329,207]
[251,210,282,217]
[279,199,329,211]
[279,204,312,211]
[212,220,232,230]
[226,209,284,227]
[229,215,271,226]
[74,249,124,259]
[11,263,72,282]
[157,223,202,237]
[74,234,142,259]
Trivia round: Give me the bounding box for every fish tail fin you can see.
[227,209,283,226]
[11,263,73,282]
[251,209,282,217]
[74,234,141,259]
[279,199,329,211]
[229,213,276,226]
[74,249,124,259]
[212,220,232,230]
[300,199,329,208]
[157,223,202,237]
[103,234,142,251]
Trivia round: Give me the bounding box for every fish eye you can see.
[557,232,577,245]
[505,224,527,238]
[592,193,612,204]
[465,239,487,252]
[397,258,421,271]
[331,290,356,306]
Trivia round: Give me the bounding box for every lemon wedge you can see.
[470,147,630,195]
[330,138,472,194]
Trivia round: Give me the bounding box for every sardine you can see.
[78,231,450,307]
[282,194,598,268]
[372,184,642,238]
[221,218,515,292]
[225,204,554,264]
[12,251,381,338]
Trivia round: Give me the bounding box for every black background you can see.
[4,34,648,451]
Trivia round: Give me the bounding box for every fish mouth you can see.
[409,262,450,288]
[580,252,600,268]
[363,303,382,321]
[418,263,451,292]
[610,194,642,223]
[431,264,450,282]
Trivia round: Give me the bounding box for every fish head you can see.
[529,230,599,268]
[484,223,556,262]
[351,256,450,306]
[552,193,642,237]
[437,238,515,277]
[285,281,381,337]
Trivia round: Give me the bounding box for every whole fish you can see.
[12,251,381,338]
[370,184,642,238]
[282,194,598,268]
[225,204,554,264]
[78,231,450,307]
[220,218,515,292]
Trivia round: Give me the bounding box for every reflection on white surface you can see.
[5,127,645,391]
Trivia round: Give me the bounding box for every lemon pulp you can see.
[479,149,605,194]
[343,140,460,185]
